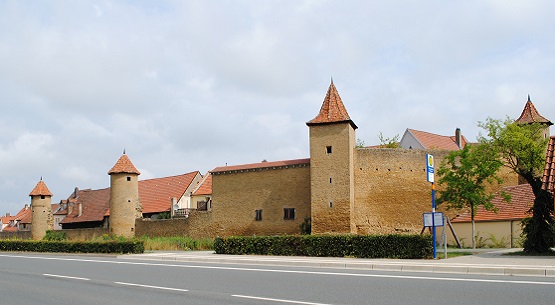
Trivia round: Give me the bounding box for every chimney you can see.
[5,213,10,217]
[455,128,462,149]
[73,187,79,199]
[78,202,83,217]
[68,203,73,216]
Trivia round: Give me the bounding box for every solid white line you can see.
[115,281,189,292]
[3,254,552,286]
[43,273,90,281]
[233,294,331,305]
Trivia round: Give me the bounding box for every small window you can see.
[41,195,45,199]
[127,177,131,181]
[284,208,295,220]
[255,209,262,221]
[326,146,332,154]
[329,201,333,208]
[329,177,332,183]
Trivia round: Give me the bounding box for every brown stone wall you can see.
[210,166,311,237]
[0,231,31,239]
[353,148,519,235]
[354,148,450,234]
[135,210,214,238]
[309,123,356,234]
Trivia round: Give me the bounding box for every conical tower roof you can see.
[108,153,141,175]
[29,179,53,197]
[516,96,553,126]
[307,81,357,129]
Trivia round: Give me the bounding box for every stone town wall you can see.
[63,228,109,241]
[135,210,214,239]
[0,231,31,239]
[209,165,311,237]
[353,148,519,235]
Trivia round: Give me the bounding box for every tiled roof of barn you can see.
[192,174,212,196]
[451,184,533,223]
[543,136,555,193]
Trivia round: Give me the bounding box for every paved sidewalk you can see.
[119,249,555,277]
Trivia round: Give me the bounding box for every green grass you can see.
[137,236,214,251]
[441,251,475,259]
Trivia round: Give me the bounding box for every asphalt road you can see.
[0,253,554,305]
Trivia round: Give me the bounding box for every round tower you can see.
[515,95,552,140]
[108,152,141,238]
[306,81,357,234]
[30,178,54,240]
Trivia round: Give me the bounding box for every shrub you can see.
[43,230,67,241]
[215,234,432,259]
[0,240,144,254]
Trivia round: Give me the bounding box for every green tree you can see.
[378,132,400,148]
[479,117,554,253]
[437,144,505,248]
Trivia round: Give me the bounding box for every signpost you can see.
[425,154,438,259]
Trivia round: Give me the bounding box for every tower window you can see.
[326,146,332,154]
[255,209,262,221]
[329,201,333,208]
[284,208,295,220]
[127,177,131,181]
[41,195,45,199]
[329,177,332,183]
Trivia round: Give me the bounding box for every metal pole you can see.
[432,182,436,259]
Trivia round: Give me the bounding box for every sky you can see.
[1,0,555,215]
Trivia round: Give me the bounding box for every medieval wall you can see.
[135,210,214,238]
[353,148,450,234]
[63,227,109,241]
[353,148,519,235]
[210,165,311,237]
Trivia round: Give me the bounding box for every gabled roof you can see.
[29,179,53,197]
[543,136,555,193]
[140,172,200,214]
[211,158,310,174]
[516,97,553,126]
[192,174,212,196]
[451,184,533,223]
[61,188,110,224]
[306,82,357,129]
[61,171,201,224]
[108,154,141,175]
[403,129,468,150]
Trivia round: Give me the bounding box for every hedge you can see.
[0,240,144,254]
[214,234,432,259]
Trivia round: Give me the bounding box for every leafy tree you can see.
[437,144,505,248]
[479,117,554,253]
[378,132,400,148]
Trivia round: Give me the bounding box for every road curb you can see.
[118,254,555,277]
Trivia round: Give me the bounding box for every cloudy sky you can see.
[1,0,554,215]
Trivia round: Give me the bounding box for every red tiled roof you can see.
[516,98,553,125]
[407,129,468,150]
[61,188,110,224]
[61,172,200,223]
[29,179,53,196]
[19,208,33,224]
[140,172,200,214]
[192,174,212,196]
[543,136,555,193]
[2,226,18,232]
[306,82,357,129]
[108,154,141,175]
[211,158,310,173]
[451,184,534,223]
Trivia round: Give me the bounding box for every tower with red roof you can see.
[108,152,141,237]
[516,95,553,140]
[29,178,53,240]
[307,81,358,234]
